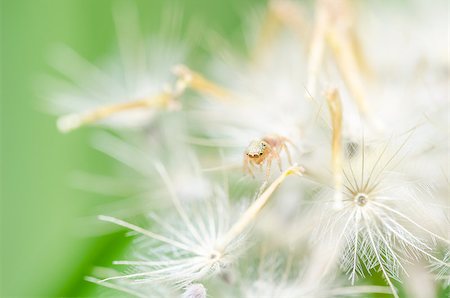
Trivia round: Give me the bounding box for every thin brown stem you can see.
[326,88,343,207]
[217,165,303,251]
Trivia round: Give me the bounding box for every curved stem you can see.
[217,165,302,251]
[57,93,171,133]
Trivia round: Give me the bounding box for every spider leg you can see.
[243,155,255,178]
[283,137,300,153]
[249,165,256,178]
[271,147,282,172]
[282,143,293,165]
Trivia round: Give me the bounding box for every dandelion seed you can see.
[85,267,174,298]
[48,2,188,132]
[182,283,207,298]
[311,132,450,297]
[239,249,391,298]
[430,251,450,286]
[95,165,301,289]
[56,64,230,133]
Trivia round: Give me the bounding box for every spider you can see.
[243,135,294,180]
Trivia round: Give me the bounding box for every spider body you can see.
[245,140,270,164]
[243,135,294,180]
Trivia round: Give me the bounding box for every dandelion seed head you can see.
[95,178,247,289]
[310,134,450,296]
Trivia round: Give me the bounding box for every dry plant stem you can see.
[217,165,302,251]
[349,30,373,78]
[252,0,309,63]
[271,0,309,41]
[57,65,232,133]
[57,93,172,133]
[327,30,368,116]
[326,89,343,207]
[306,6,326,98]
[253,3,281,61]
[307,0,370,116]
[329,285,392,296]
[172,65,232,101]
[269,0,308,41]
[253,0,308,62]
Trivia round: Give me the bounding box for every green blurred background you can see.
[1,0,258,296]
